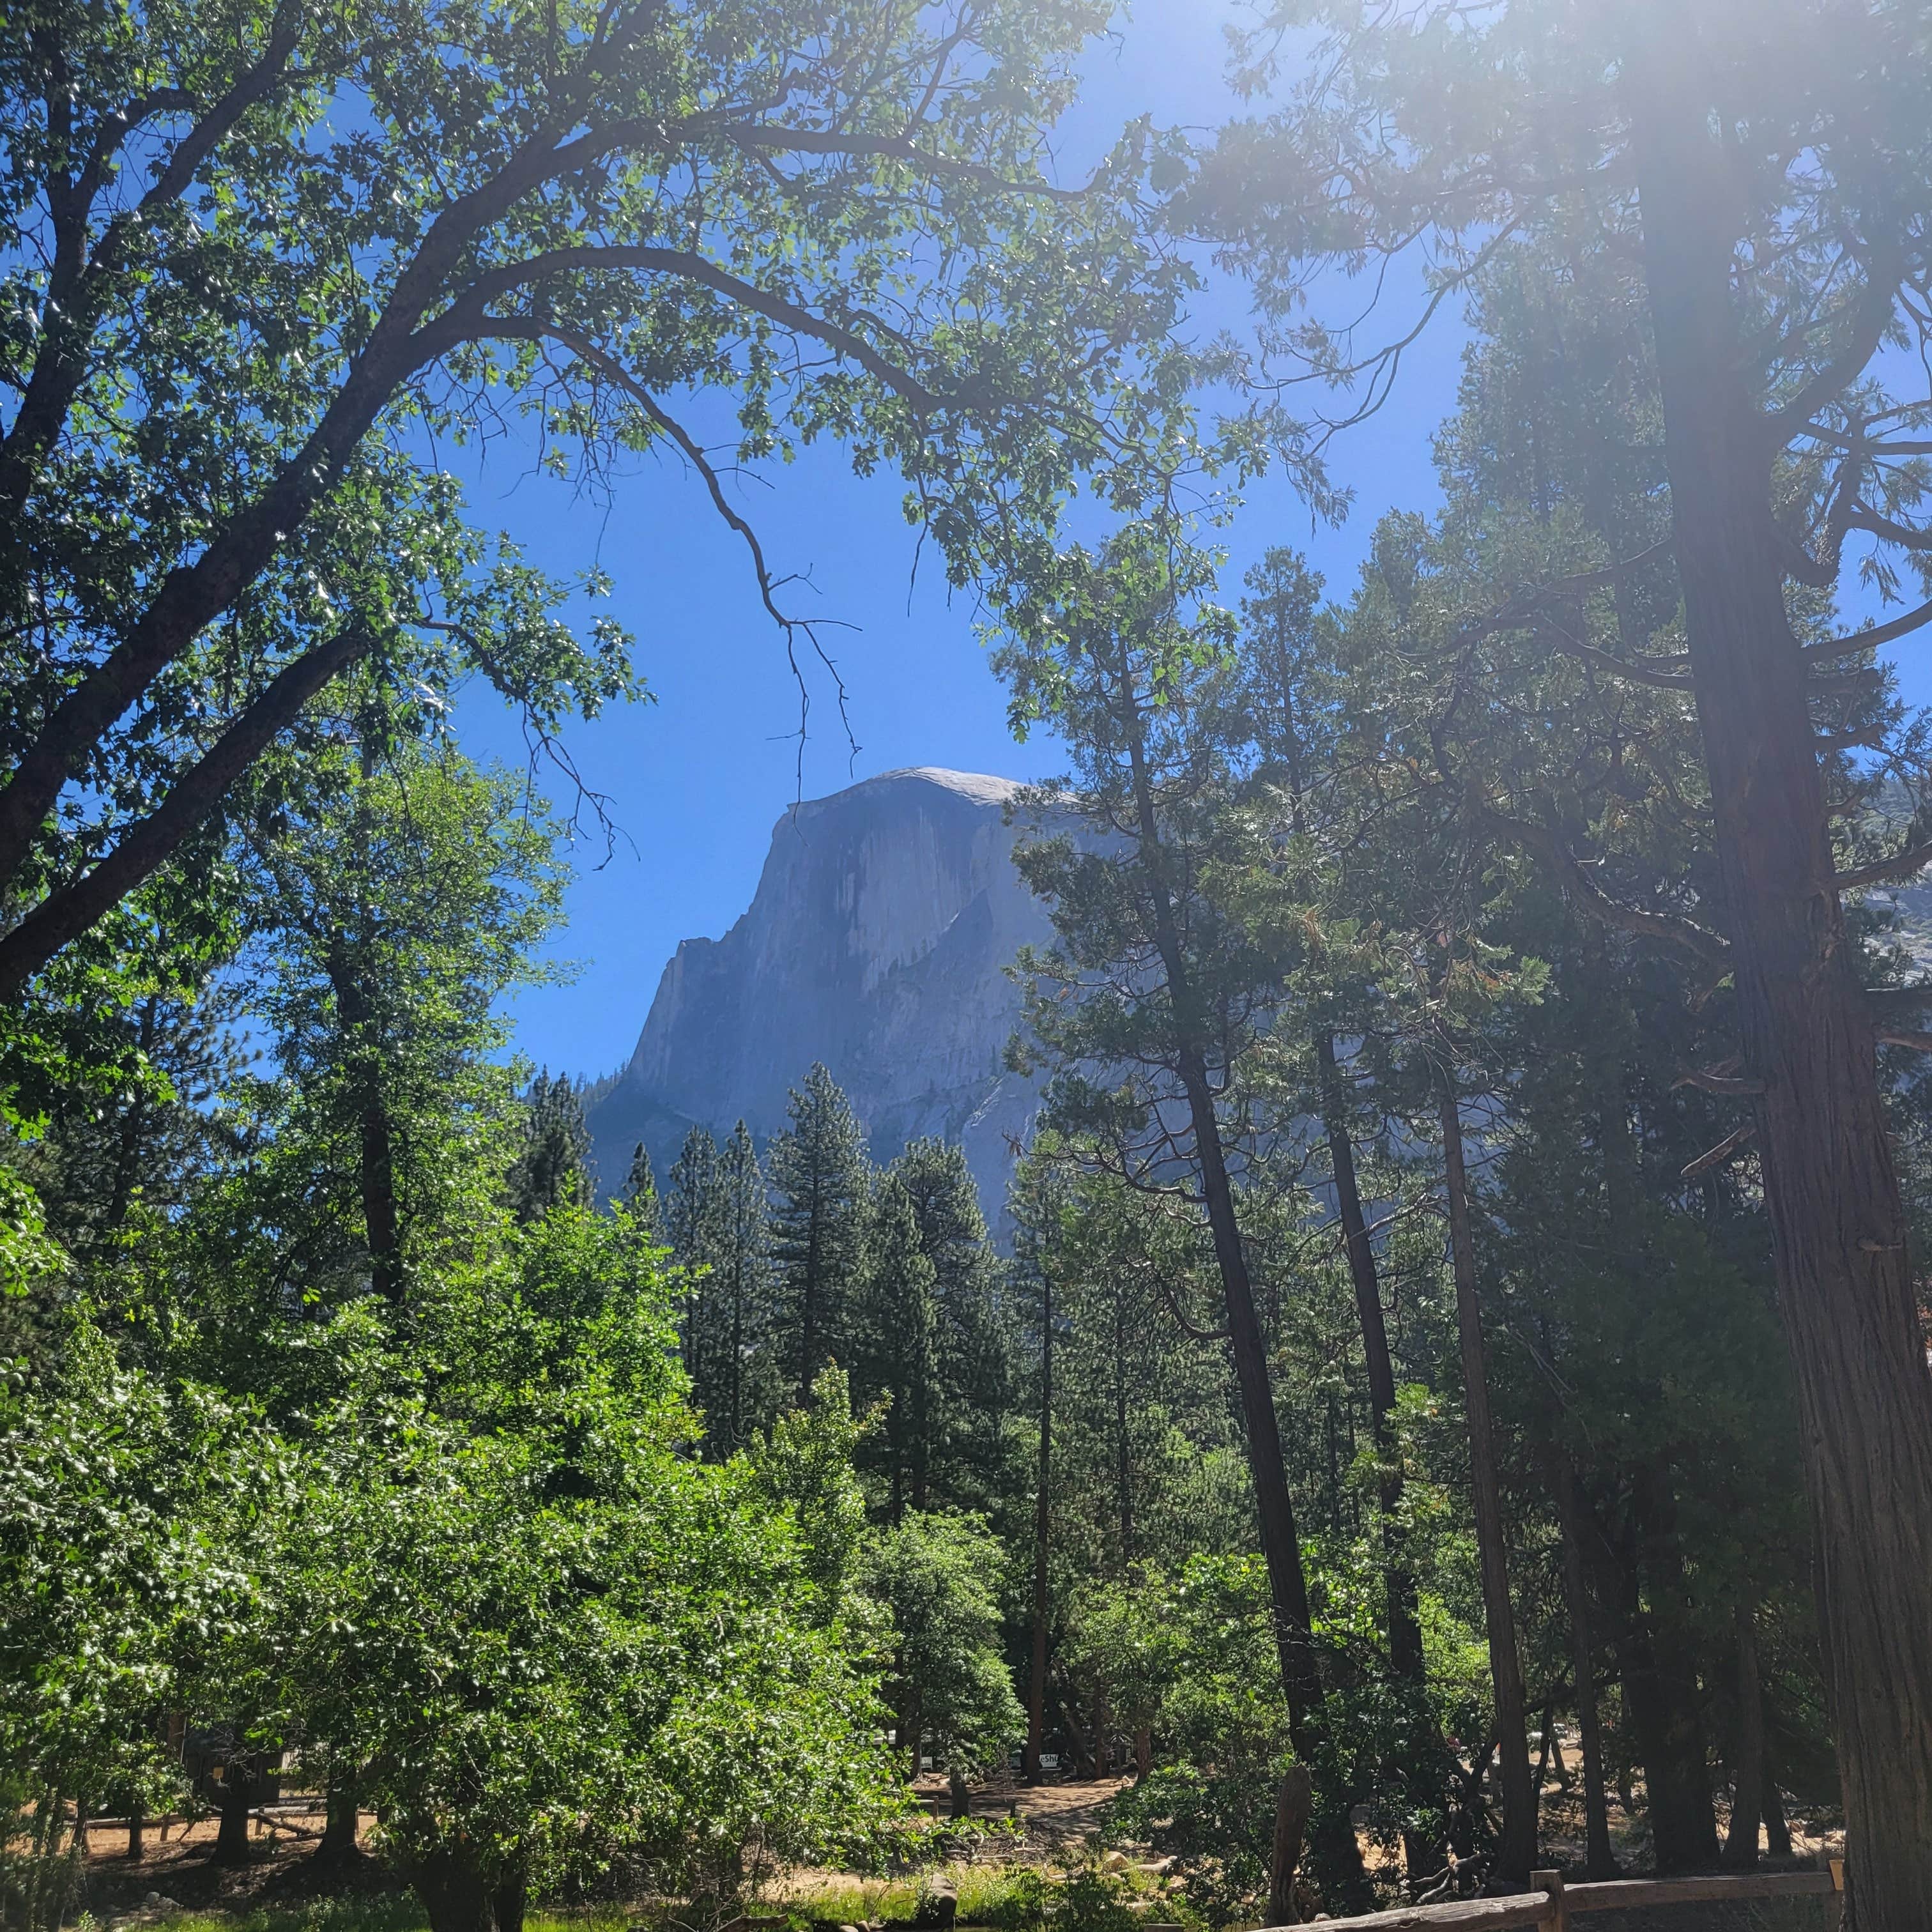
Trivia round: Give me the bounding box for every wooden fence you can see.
[1273,1866,1842,1930]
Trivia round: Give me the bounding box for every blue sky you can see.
[454,0,1795,1082]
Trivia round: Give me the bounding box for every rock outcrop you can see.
[587,767,1054,1220]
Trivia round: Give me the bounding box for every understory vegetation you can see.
[7,1,1932,1931]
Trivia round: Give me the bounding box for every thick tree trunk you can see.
[1724,1602,1765,1871]
[318,1763,361,1862]
[411,1846,494,1932]
[1025,1247,1052,1787]
[1602,1487,1717,1875]
[1627,17,1932,1926]
[211,1770,253,1866]
[1436,1068,1537,1885]
[1553,1466,1618,1878]
[126,1806,143,1862]
[1267,1765,1313,1928]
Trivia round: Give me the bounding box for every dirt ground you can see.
[912,1770,1138,1843]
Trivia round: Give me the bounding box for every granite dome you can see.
[586,766,1053,1221]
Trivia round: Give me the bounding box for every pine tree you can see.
[508,1070,593,1223]
[667,1122,779,1455]
[889,1138,1011,1510]
[854,1172,942,1522]
[667,1126,723,1406]
[621,1141,662,1242]
[767,1064,870,1392]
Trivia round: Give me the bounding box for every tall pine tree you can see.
[854,1172,942,1521]
[889,1138,1013,1512]
[768,1064,870,1393]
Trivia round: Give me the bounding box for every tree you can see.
[0,0,1212,1000]
[622,1140,662,1239]
[861,1510,1024,1816]
[667,1121,778,1457]
[229,742,563,1310]
[769,1065,870,1395]
[889,1138,1013,1513]
[1199,7,1932,1912]
[270,1205,897,1932]
[1008,1150,1062,1790]
[507,1070,594,1222]
[997,525,1370,1908]
[853,1173,941,1522]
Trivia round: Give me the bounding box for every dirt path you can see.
[913,1771,1136,1844]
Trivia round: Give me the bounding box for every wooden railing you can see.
[1278,1864,1842,1929]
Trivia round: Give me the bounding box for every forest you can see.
[4,4,1932,1932]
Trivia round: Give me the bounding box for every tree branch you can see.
[1682,1122,1756,1179]
[448,245,941,408]
[0,622,368,999]
[1837,839,1932,890]
[717,123,1099,202]
[1803,595,1932,663]
[1480,804,1732,969]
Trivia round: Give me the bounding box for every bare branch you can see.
[1682,1122,1756,1179]
[1804,595,1932,664]
[1671,1066,1766,1097]
[1878,1028,1932,1054]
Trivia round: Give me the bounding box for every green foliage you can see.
[767,1066,871,1395]
[509,1071,595,1224]
[861,1511,1023,1782]
[753,1367,877,1617]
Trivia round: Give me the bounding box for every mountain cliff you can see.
[586,767,1054,1218]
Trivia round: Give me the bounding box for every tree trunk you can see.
[1764,1778,1793,1860]
[1268,1765,1313,1927]
[318,1763,360,1862]
[1321,1034,1440,1882]
[1634,1464,1720,1871]
[1319,1032,1426,1687]
[1119,675,1368,1912]
[1025,1244,1052,1786]
[411,1846,494,1932]
[491,1862,526,1932]
[1606,1521,1716,1875]
[949,1763,970,1820]
[1626,16,1932,1925]
[126,1805,143,1862]
[211,1769,253,1866]
[1135,1726,1152,1782]
[1554,1466,1618,1878]
[1724,1600,1765,1871]
[1436,1067,1537,1885]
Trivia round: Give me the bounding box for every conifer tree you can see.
[889,1138,1012,1509]
[622,1141,662,1243]
[508,1070,594,1223]
[666,1123,778,1456]
[768,1065,870,1393]
[854,1173,942,1521]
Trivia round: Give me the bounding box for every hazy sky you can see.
[446,3,1486,1079]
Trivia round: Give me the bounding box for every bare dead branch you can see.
[1682,1122,1756,1179]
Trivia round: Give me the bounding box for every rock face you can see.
[587,767,1053,1222]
